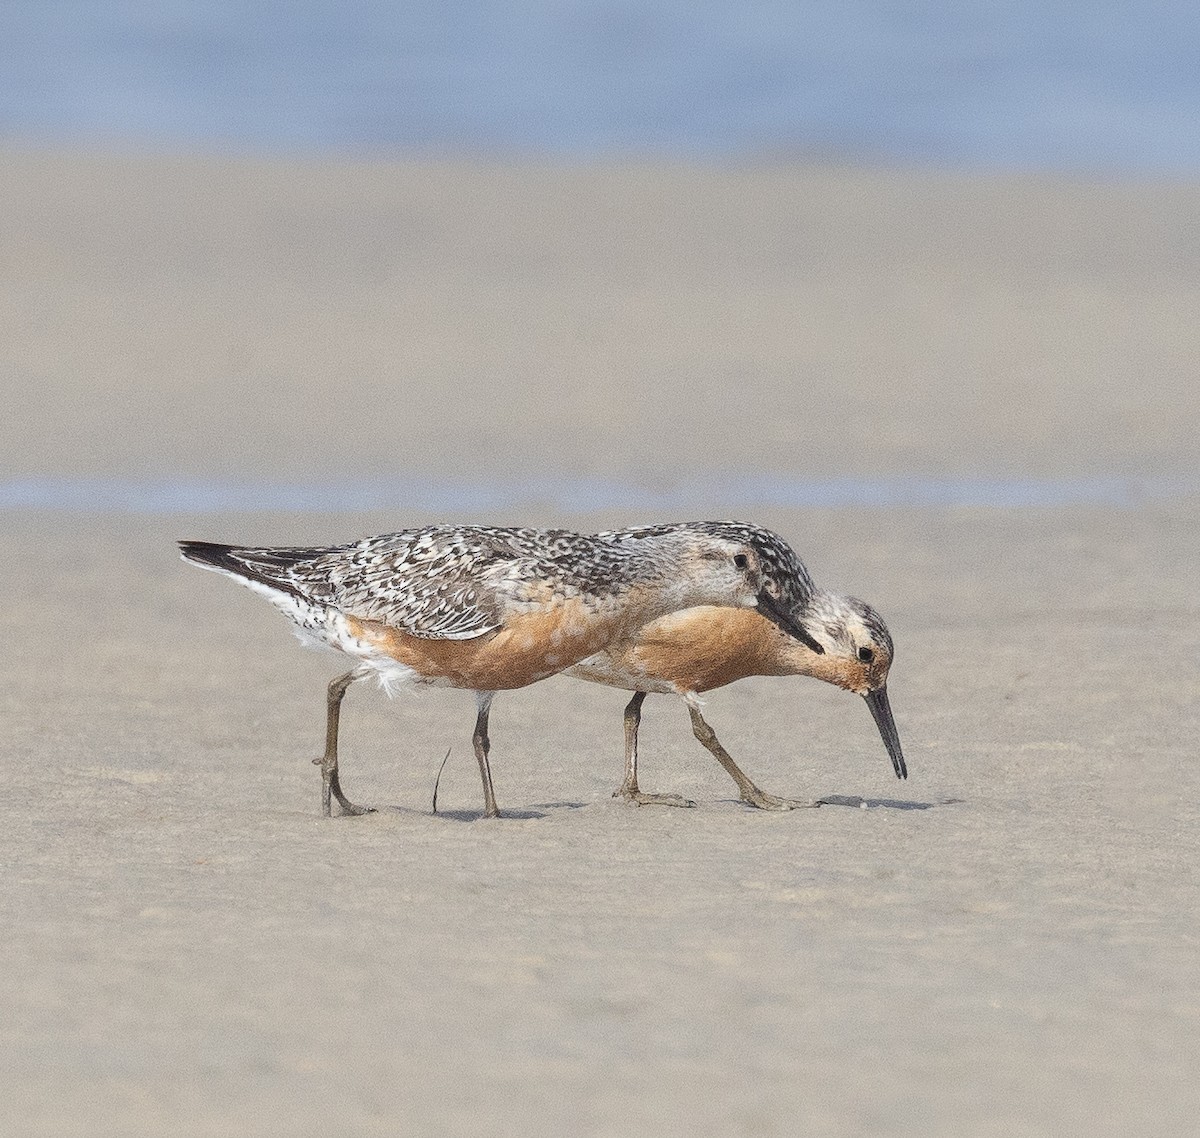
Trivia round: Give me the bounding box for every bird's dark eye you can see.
[857,646,874,663]
[733,553,749,570]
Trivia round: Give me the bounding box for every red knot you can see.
[178,522,814,817]
[568,567,906,809]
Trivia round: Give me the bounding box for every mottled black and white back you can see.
[180,523,789,644]
[186,522,822,661]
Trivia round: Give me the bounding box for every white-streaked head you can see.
[652,531,764,608]
[788,592,894,696]
[787,591,906,781]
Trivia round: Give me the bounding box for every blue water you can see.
[2,2,1199,172]
[0,475,1189,514]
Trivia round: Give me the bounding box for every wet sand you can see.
[2,148,1198,1136]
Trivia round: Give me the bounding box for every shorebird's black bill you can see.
[755,593,824,655]
[864,686,906,779]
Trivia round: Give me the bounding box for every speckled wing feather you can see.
[303,530,517,638]
[181,526,618,641]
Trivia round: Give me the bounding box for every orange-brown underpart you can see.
[626,608,798,693]
[346,600,620,691]
[619,607,872,694]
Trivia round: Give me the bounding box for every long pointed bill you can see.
[755,593,824,655]
[864,686,907,780]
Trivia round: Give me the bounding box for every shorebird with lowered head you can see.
[179,521,815,818]
[567,526,906,808]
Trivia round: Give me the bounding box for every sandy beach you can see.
[1,148,1198,1136]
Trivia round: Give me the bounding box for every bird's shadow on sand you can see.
[349,801,590,822]
[814,794,964,811]
[345,797,959,820]
[432,802,589,822]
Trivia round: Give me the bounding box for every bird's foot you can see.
[612,786,697,809]
[314,757,375,817]
[739,789,822,811]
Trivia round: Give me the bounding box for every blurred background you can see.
[2,1,1198,511]
[4,1,1200,170]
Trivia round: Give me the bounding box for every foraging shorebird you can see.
[179,523,815,818]
[568,584,906,809]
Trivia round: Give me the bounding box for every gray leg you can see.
[612,692,695,808]
[313,668,375,817]
[472,691,501,819]
[687,705,820,811]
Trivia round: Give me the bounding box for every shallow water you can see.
[1,473,1190,514]
[3,2,1199,172]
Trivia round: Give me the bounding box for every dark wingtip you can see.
[178,539,315,602]
[178,540,240,572]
